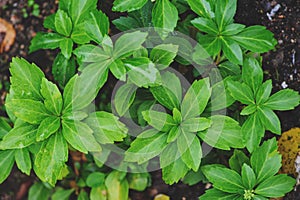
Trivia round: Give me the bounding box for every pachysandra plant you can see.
[200,138,296,199]
[227,57,300,152]
[112,0,180,39]
[29,0,109,87]
[125,74,244,184]
[0,58,127,186]
[0,0,299,199]
[27,170,150,200]
[189,0,277,65]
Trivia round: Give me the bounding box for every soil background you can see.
[0,0,300,199]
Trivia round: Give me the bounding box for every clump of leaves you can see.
[125,74,244,184]
[29,0,109,87]
[189,0,277,65]
[200,138,296,199]
[0,0,299,199]
[227,57,300,152]
[0,58,127,186]
[28,169,150,200]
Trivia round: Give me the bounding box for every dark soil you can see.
[0,0,299,199]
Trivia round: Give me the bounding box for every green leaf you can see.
[200,188,241,199]
[74,45,110,63]
[113,31,148,59]
[85,112,127,144]
[71,23,91,44]
[125,58,161,87]
[242,58,263,94]
[152,0,179,39]
[6,99,50,124]
[198,115,244,150]
[160,140,178,168]
[36,116,60,142]
[181,78,211,119]
[142,110,176,132]
[78,190,89,200]
[201,164,244,193]
[150,44,178,70]
[59,0,71,11]
[90,186,107,200]
[186,0,214,18]
[55,9,72,36]
[112,16,140,31]
[241,164,256,189]
[43,13,56,31]
[250,138,281,184]
[215,0,237,31]
[242,113,265,153]
[86,172,105,187]
[181,117,211,132]
[63,63,109,111]
[256,80,272,105]
[15,148,32,175]
[9,57,45,100]
[227,80,254,104]
[257,106,281,134]
[172,108,182,123]
[150,71,182,110]
[41,78,63,115]
[0,117,11,139]
[191,17,218,34]
[221,37,243,65]
[137,101,155,126]
[105,171,129,200]
[109,59,127,81]
[0,150,15,183]
[167,126,181,143]
[162,152,189,184]
[34,133,68,186]
[52,188,75,200]
[255,174,295,198]
[232,25,277,53]
[253,195,268,200]
[60,38,73,59]
[62,111,88,121]
[197,34,222,56]
[177,131,202,171]
[114,83,137,117]
[0,122,37,149]
[263,89,300,111]
[183,169,205,186]
[52,53,76,88]
[29,32,65,53]
[151,86,180,111]
[128,173,150,191]
[28,182,52,200]
[218,61,241,76]
[207,79,235,111]
[85,10,109,44]
[70,0,97,25]
[125,129,168,164]
[62,120,101,153]
[240,104,257,116]
[113,0,148,12]
[229,150,250,173]
[222,23,245,35]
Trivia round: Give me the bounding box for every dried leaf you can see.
[0,18,16,53]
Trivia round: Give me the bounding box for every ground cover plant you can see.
[0,0,299,199]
